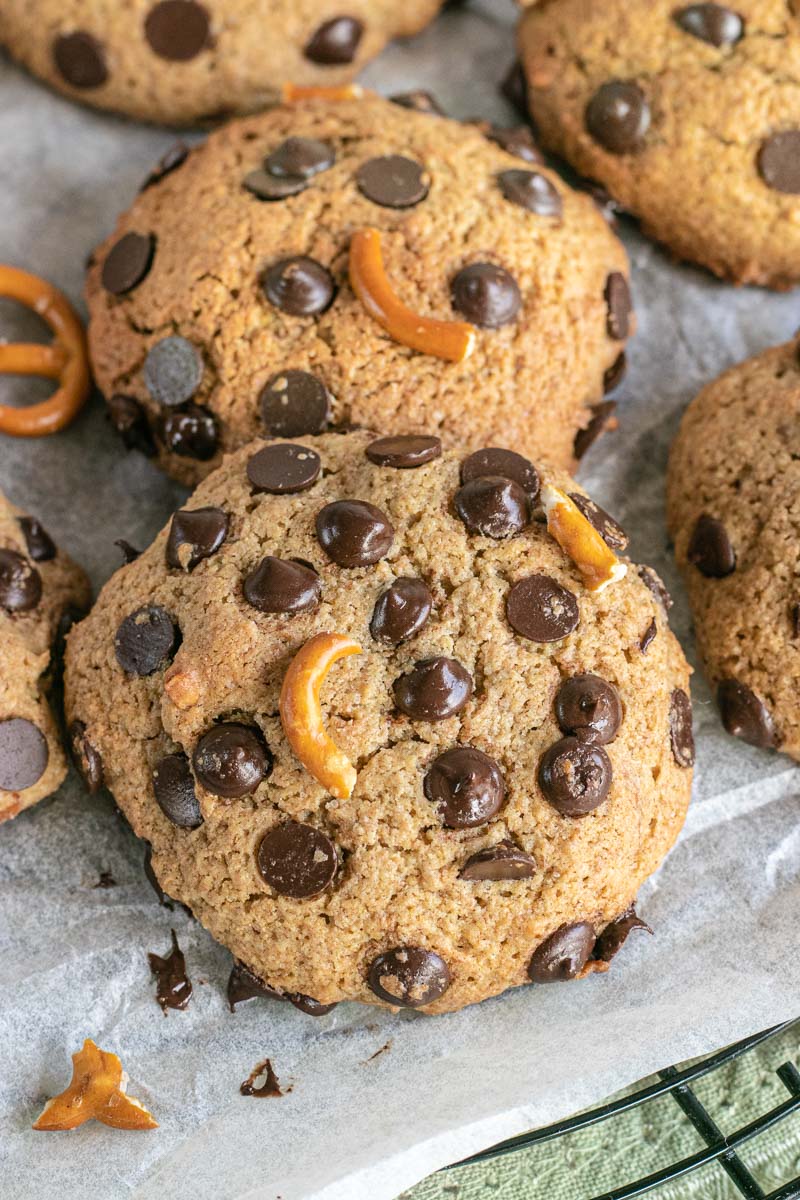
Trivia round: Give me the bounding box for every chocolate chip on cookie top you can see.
[304,16,364,64]
[0,549,42,613]
[115,605,179,676]
[586,81,650,154]
[153,752,203,828]
[144,0,211,61]
[673,4,744,47]
[244,557,321,615]
[193,723,272,798]
[260,371,331,437]
[356,156,430,208]
[0,718,49,792]
[247,443,321,494]
[717,679,776,749]
[166,507,229,571]
[52,31,108,89]
[101,233,155,296]
[144,336,204,407]
[18,517,56,563]
[367,947,451,1007]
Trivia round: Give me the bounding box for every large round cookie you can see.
[0,1,444,126]
[0,490,90,824]
[667,339,800,759]
[518,0,800,288]
[65,430,693,1014]
[86,94,632,486]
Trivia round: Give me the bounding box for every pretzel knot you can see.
[0,265,90,437]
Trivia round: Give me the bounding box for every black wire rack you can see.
[448,1021,800,1199]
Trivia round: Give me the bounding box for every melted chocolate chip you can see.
[593,906,652,963]
[394,657,473,722]
[640,618,657,653]
[144,336,203,407]
[18,516,56,562]
[304,16,363,64]
[674,4,744,47]
[451,262,521,328]
[53,31,108,88]
[365,435,441,469]
[370,577,432,645]
[423,746,505,828]
[455,477,530,538]
[260,370,331,436]
[148,930,193,1013]
[243,170,307,201]
[368,946,451,1007]
[555,675,623,744]
[501,58,529,116]
[287,993,337,1016]
[262,256,335,316]
[107,394,156,457]
[0,718,48,791]
[717,679,776,749]
[193,723,271,798]
[228,960,283,1010]
[604,353,627,394]
[461,448,540,499]
[153,752,202,829]
[141,142,189,191]
[240,1059,284,1097]
[266,137,335,179]
[604,272,632,340]
[484,124,542,163]
[161,404,218,460]
[390,90,445,116]
[247,443,321,494]
[498,169,562,217]
[687,514,735,577]
[244,557,321,614]
[257,821,338,898]
[167,507,228,571]
[356,156,429,208]
[101,233,155,296]
[528,923,596,983]
[316,500,394,567]
[669,688,696,767]
[586,81,650,154]
[144,0,210,61]
[69,720,104,793]
[460,839,536,881]
[569,492,628,552]
[506,575,579,642]
[143,844,174,907]
[0,549,41,613]
[114,605,178,676]
[574,401,617,459]
[639,564,673,610]
[539,737,612,816]
[758,132,800,194]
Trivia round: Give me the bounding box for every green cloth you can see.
[401,1024,800,1200]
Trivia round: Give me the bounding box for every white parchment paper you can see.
[1,3,799,1198]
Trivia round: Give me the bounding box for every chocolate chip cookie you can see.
[518,0,800,287]
[86,93,632,486]
[0,490,90,823]
[0,0,444,125]
[65,430,692,1013]
[667,338,800,758]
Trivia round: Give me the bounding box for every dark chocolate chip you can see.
[498,169,562,217]
[316,500,394,567]
[243,556,321,614]
[304,16,363,64]
[107,393,156,457]
[193,723,272,798]
[144,0,210,61]
[257,821,338,898]
[368,946,451,1007]
[506,575,579,642]
[574,401,617,459]
[669,688,696,767]
[101,233,155,296]
[52,31,108,88]
[639,564,673,610]
[370,577,432,645]
[792,602,800,638]
[114,605,178,676]
[459,839,536,881]
[262,256,335,316]
[287,993,337,1016]
[68,720,104,793]
[167,507,228,571]
[356,156,429,208]
[687,514,735,577]
[260,370,330,436]
[365,435,441,469]
[228,960,284,1010]
[593,906,652,963]
[528,922,596,983]
[484,124,542,163]
[243,170,307,201]
[758,132,800,194]
[451,262,521,328]
[143,844,172,907]
[0,718,48,791]
[569,492,628,552]
[500,58,528,117]
[455,476,530,539]
[161,404,218,460]
[604,353,627,393]
[717,679,776,749]
[153,752,202,829]
[0,549,42,613]
[555,674,622,744]
[423,746,505,828]
[674,4,744,47]
[18,516,56,562]
[247,443,321,495]
[144,336,203,407]
[640,618,657,653]
[586,81,650,154]
[390,90,444,116]
[266,137,335,179]
[604,272,632,340]
[140,142,189,191]
[538,737,612,816]
[393,656,473,722]
[461,448,540,499]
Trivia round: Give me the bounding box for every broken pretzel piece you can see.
[541,482,627,593]
[282,83,365,103]
[350,228,477,364]
[280,632,362,800]
[33,1038,157,1131]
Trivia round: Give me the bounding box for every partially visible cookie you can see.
[0,0,444,126]
[518,0,800,288]
[0,491,90,823]
[667,339,800,758]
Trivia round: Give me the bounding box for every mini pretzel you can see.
[280,632,362,800]
[349,228,477,364]
[282,83,365,103]
[0,265,90,437]
[541,482,627,593]
[33,1039,158,1131]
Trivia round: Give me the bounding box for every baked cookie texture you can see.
[65,430,693,1014]
[667,339,800,760]
[518,0,800,288]
[0,0,444,126]
[85,94,632,487]
[0,491,90,824]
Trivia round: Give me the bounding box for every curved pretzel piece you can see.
[0,265,90,437]
[282,83,365,103]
